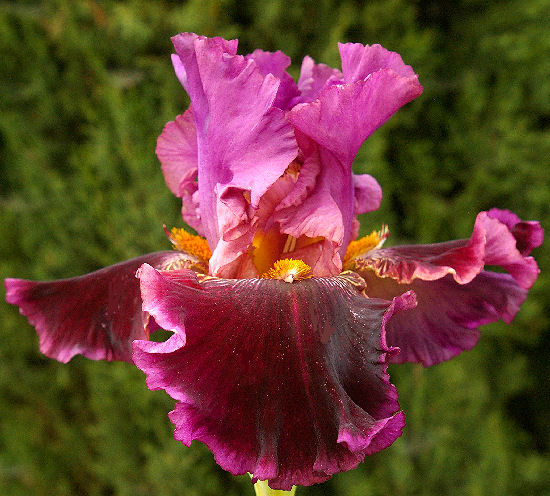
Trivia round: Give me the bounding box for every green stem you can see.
[253,479,297,496]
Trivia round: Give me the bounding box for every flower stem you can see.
[253,479,297,496]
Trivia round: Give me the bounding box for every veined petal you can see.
[133,265,416,489]
[171,33,298,261]
[5,252,196,363]
[360,270,527,366]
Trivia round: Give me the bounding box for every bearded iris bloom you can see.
[5,33,543,491]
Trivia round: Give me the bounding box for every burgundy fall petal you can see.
[355,211,487,285]
[352,209,542,365]
[486,208,544,256]
[360,270,528,366]
[5,252,195,363]
[133,264,415,489]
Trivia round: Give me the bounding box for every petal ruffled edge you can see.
[486,208,543,256]
[5,251,198,363]
[288,68,422,168]
[245,49,300,110]
[338,42,417,83]
[133,265,416,489]
[352,209,542,366]
[170,33,299,269]
[360,270,528,366]
[352,211,487,285]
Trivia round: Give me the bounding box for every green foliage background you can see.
[1,1,549,494]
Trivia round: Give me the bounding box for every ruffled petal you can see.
[353,174,383,214]
[272,135,350,275]
[295,55,343,104]
[156,108,197,198]
[155,109,203,234]
[288,54,422,167]
[171,33,298,266]
[359,270,527,366]
[5,252,195,363]
[481,210,542,288]
[133,265,416,489]
[246,49,300,110]
[486,208,544,255]
[286,69,421,262]
[353,211,487,285]
[351,209,542,366]
[338,42,417,83]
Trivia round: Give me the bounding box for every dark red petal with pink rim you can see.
[360,270,527,366]
[354,211,487,285]
[133,265,415,490]
[5,252,194,363]
[480,210,542,288]
[486,208,544,255]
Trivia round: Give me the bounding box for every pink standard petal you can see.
[286,71,421,261]
[360,270,527,366]
[288,63,422,167]
[246,49,300,110]
[171,33,298,259]
[156,108,197,198]
[5,252,194,363]
[353,174,383,214]
[133,265,415,489]
[295,55,343,104]
[156,109,204,234]
[338,42,417,83]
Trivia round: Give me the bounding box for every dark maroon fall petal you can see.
[486,208,543,256]
[360,270,528,366]
[5,252,196,363]
[133,265,415,490]
[354,212,487,285]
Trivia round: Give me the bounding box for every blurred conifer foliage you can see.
[1,1,548,495]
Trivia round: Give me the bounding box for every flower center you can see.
[262,258,312,282]
[251,230,323,276]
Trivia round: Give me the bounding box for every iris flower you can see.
[5,33,543,491]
